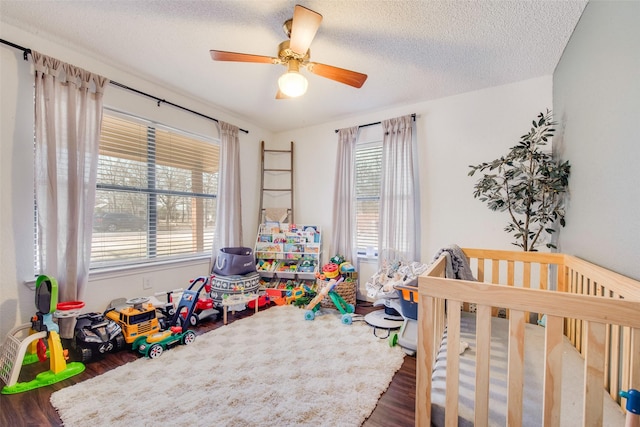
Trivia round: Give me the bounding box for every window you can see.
[91,110,219,268]
[354,140,383,256]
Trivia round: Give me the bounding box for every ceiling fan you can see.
[210,4,368,99]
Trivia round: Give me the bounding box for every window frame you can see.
[354,137,383,258]
[90,108,220,270]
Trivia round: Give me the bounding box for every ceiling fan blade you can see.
[210,50,278,64]
[289,5,322,55]
[306,62,368,88]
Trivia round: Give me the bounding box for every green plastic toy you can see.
[0,275,85,394]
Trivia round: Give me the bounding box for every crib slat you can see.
[540,263,549,291]
[576,272,583,353]
[523,262,532,321]
[621,326,632,398]
[523,262,531,288]
[557,261,567,292]
[505,260,515,320]
[475,305,492,427]
[445,300,461,427]
[567,269,576,343]
[491,260,500,317]
[492,259,500,284]
[477,257,485,282]
[507,310,525,427]
[630,329,640,413]
[569,269,577,340]
[416,294,435,426]
[583,321,605,426]
[604,323,611,391]
[610,293,621,401]
[632,328,640,388]
[507,260,515,286]
[621,328,640,416]
[543,315,563,427]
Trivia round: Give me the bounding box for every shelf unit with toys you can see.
[255,222,321,306]
[254,222,321,281]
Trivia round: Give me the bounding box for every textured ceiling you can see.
[0,0,587,133]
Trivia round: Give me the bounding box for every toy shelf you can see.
[254,223,321,281]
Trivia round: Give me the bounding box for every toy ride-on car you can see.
[72,311,125,362]
[132,288,199,359]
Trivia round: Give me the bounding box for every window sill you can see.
[89,256,211,280]
[23,255,211,291]
[357,253,378,261]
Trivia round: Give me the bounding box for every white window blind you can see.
[354,141,383,254]
[91,111,219,268]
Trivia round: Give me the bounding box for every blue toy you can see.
[620,389,639,427]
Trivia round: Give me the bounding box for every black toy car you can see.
[72,311,126,362]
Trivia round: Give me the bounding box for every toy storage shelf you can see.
[254,223,321,281]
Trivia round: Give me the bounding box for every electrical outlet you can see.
[142,277,153,290]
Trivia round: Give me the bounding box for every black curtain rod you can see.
[0,38,248,134]
[108,81,248,134]
[334,113,416,133]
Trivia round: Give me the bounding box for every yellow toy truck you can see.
[104,297,161,345]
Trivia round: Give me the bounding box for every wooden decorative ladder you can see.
[258,140,294,226]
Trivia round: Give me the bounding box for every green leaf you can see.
[468,109,568,251]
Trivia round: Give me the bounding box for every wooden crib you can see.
[415,248,640,427]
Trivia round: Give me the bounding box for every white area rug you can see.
[51,305,405,426]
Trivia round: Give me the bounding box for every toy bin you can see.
[397,279,418,320]
[394,278,419,355]
[318,277,357,309]
[265,288,286,306]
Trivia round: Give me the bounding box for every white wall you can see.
[0,23,272,339]
[275,76,553,270]
[0,33,34,340]
[553,1,640,281]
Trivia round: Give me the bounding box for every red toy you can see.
[181,276,220,326]
[322,263,339,279]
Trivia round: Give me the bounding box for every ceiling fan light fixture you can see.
[278,59,308,97]
[278,70,308,97]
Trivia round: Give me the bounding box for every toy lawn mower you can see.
[183,276,220,326]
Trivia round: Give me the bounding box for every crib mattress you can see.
[430,312,625,427]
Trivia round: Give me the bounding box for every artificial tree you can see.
[468,110,570,251]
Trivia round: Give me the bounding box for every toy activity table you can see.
[221,293,261,325]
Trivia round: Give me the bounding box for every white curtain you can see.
[378,115,420,265]
[33,51,108,337]
[212,121,243,264]
[330,126,359,263]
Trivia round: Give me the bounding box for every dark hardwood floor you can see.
[0,301,416,427]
